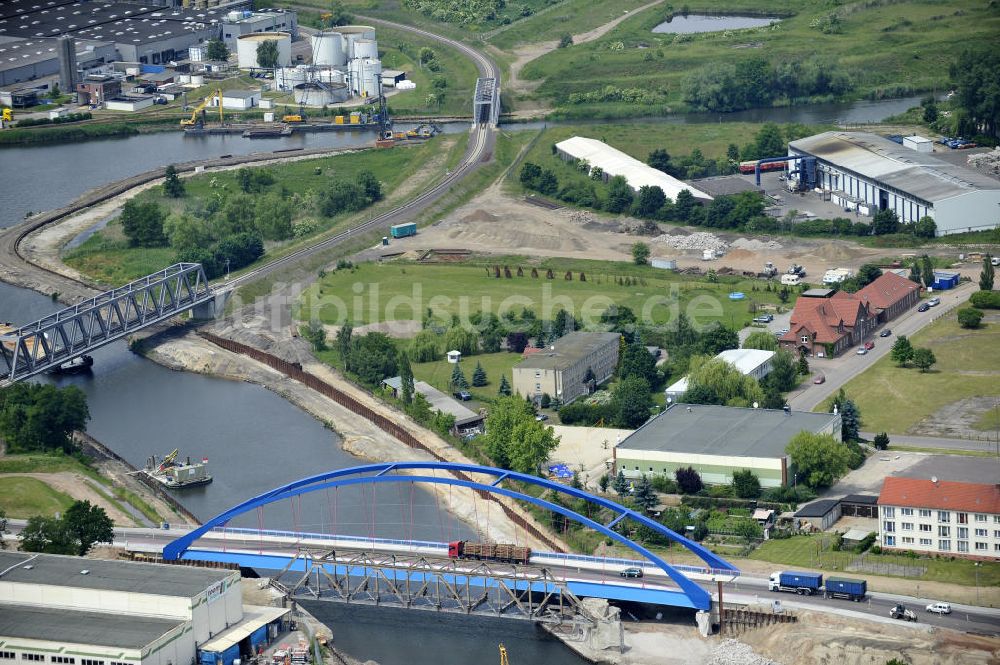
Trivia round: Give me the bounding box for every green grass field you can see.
[519,0,999,116]
[818,312,1000,434]
[0,476,76,519]
[64,139,447,286]
[411,351,523,402]
[299,259,791,330]
[750,534,1000,587]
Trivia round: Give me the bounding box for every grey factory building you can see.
[220,8,297,49]
[0,35,115,87]
[788,131,1000,236]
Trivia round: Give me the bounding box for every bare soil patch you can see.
[909,396,1000,438]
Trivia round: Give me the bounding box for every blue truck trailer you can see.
[768,571,823,595]
[390,222,417,239]
[825,577,867,601]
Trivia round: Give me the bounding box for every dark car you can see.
[917,303,931,312]
[880,329,892,337]
[535,414,549,422]
[753,314,774,323]
[620,567,643,578]
[453,390,472,401]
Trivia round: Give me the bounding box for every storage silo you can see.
[353,38,378,61]
[236,32,292,69]
[337,25,376,59]
[294,82,349,106]
[312,31,347,66]
[349,58,382,98]
[275,65,309,90]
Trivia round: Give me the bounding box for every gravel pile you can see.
[708,639,778,665]
[651,231,729,252]
[731,237,783,251]
[566,210,598,224]
[967,147,1000,175]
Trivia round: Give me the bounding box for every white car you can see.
[926,602,952,614]
[856,347,868,355]
[927,297,941,307]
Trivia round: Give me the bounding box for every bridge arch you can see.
[163,462,737,610]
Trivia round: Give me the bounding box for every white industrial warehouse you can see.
[556,136,713,201]
[788,131,1000,236]
[0,552,290,665]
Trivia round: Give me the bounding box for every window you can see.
[919,524,932,532]
[938,540,951,551]
[0,654,14,661]
[901,522,913,531]
[883,521,895,533]
[800,335,809,344]
[938,511,950,523]
[901,537,914,544]
[938,526,950,538]
[975,528,987,537]
[884,535,896,547]
[975,542,988,551]
[975,514,987,522]
[994,515,1000,524]
[52,659,75,665]
[919,538,932,546]
[22,657,44,663]
[883,507,895,519]
[957,541,968,553]
[957,512,968,524]
[995,530,1000,539]
[82,660,104,665]
[995,544,1000,552]
[901,508,913,516]
[957,527,968,539]
[920,509,932,518]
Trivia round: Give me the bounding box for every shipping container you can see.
[390,222,417,238]
[825,577,866,601]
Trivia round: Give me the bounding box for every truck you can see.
[390,222,417,239]
[448,540,531,564]
[824,577,867,601]
[890,604,917,622]
[768,571,823,596]
[780,273,801,286]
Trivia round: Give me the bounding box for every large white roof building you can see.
[555,136,712,201]
[788,132,1000,236]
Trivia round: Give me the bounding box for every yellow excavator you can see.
[498,644,509,665]
[180,89,223,127]
[1,107,12,127]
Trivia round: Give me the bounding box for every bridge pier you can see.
[191,290,232,320]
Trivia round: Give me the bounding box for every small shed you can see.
[219,89,261,110]
[930,271,960,290]
[381,69,407,87]
[447,350,462,364]
[105,95,155,111]
[902,135,933,153]
[840,494,879,518]
[753,508,776,528]
[841,528,873,548]
[794,498,841,531]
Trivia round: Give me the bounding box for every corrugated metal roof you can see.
[556,136,712,201]
[789,132,1000,203]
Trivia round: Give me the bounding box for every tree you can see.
[409,329,440,362]
[778,286,791,304]
[914,216,937,239]
[912,347,936,372]
[163,164,185,198]
[558,33,573,48]
[345,333,397,386]
[619,339,657,384]
[254,193,294,241]
[831,388,861,442]
[327,0,353,26]
[731,469,761,499]
[675,466,703,494]
[321,179,368,216]
[634,185,666,218]
[921,254,935,289]
[761,383,785,410]
[303,320,327,351]
[950,48,1000,141]
[612,469,630,497]
[606,175,634,213]
[890,336,914,366]
[909,261,922,285]
[856,263,882,288]
[0,383,89,453]
[336,322,353,361]
[981,255,995,291]
[743,331,778,351]
[471,362,488,387]
[450,364,469,390]
[256,39,279,69]
[648,149,672,174]
[957,307,984,329]
[443,327,479,357]
[498,375,512,396]
[682,356,764,408]
[631,242,651,266]
[63,500,114,556]
[754,123,785,158]
[507,418,560,475]
[786,431,852,489]
[612,376,653,428]
[483,396,540,470]
[206,38,229,61]
[598,474,610,493]
[873,432,890,451]
[734,518,763,545]
[767,349,797,392]
[19,515,74,554]
[418,47,436,65]
[398,351,414,404]
[698,324,739,355]
[633,475,658,511]
[871,209,899,235]
[519,162,542,189]
[796,354,809,376]
[537,169,558,195]
[120,200,166,247]
[356,170,383,202]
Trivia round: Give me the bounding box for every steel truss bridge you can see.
[1,263,212,384]
[163,462,739,622]
[473,77,500,127]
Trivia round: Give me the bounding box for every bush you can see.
[675,466,703,494]
[853,532,877,554]
[761,485,817,504]
[957,307,984,329]
[651,475,677,493]
[969,290,1000,309]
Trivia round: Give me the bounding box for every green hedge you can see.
[969,290,1000,309]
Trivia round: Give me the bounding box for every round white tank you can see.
[294,82,349,107]
[353,39,378,61]
[337,25,376,59]
[236,32,292,69]
[311,31,347,67]
[190,74,204,86]
[349,57,381,98]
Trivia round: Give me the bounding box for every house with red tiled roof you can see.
[779,290,875,357]
[877,477,1000,560]
[856,271,921,323]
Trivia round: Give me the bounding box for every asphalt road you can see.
[786,282,976,412]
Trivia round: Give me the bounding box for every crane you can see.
[180,88,223,127]
[498,644,509,665]
[157,448,179,472]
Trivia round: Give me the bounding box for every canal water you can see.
[653,14,781,34]
[0,97,921,662]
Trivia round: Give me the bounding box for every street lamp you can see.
[974,562,981,604]
[224,258,231,281]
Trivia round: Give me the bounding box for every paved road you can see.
[787,282,976,412]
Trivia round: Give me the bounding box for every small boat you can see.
[52,354,94,375]
[143,449,213,489]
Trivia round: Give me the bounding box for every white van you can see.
[780,273,801,286]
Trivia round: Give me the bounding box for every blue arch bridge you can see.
[162,462,739,627]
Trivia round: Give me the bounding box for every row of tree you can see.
[0,383,89,453]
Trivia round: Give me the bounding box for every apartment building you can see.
[511,331,620,405]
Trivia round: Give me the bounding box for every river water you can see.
[0,98,919,662]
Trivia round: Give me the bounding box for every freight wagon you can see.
[448,540,531,564]
[738,159,787,175]
[390,222,417,239]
